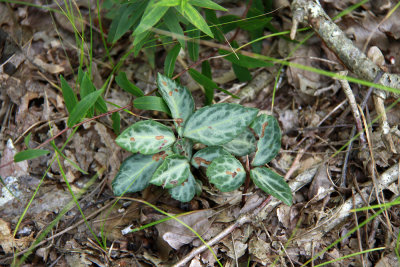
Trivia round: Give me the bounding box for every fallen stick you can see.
[290,0,400,97]
[173,166,319,266]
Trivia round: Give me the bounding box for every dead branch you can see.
[290,0,400,98]
[174,166,319,266]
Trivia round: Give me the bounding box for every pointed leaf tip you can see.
[251,114,281,166]
[250,167,292,206]
[168,172,196,202]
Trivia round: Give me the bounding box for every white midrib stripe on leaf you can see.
[163,86,184,120]
[156,160,188,182]
[228,139,251,145]
[124,160,154,188]
[253,169,288,199]
[170,97,180,119]
[184,117,245,136]
[165,161,187,174]
[133,135,174,140]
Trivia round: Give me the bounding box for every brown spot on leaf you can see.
[226,171,237,178]
[162,81,167,86]
[152,153,162,162]
[194,157,211,166]
[261,122,269,138]
[236,168,241,172]
[174,89,178,92]
[156,135,164,140]
[168,91,173,96]
[153,151,167,161]
[163,140,168,143]
[130,137,135,141]
[175,118,184,127]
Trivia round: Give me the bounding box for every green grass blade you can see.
[189,0,227,11]
[67,88,104,127]
[180,3,213,37]
[107,2,145,43]
[18,170,100,264]
[201,60,212,78]
[60,75,78,113]
[314,247,385,267]
[115,71,145,97]
[50,142,88,174]
[164,9,185,48]
[219,49,273,68]
[164,43,181,77]
[188,68,214,105]
[111,112,121,135]
[133,96,171,115]
[80,72,95,117]
[187,24,200,61]
[14,149,50,162]
[133,2,169,36]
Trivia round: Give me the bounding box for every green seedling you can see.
[112,73,292,205]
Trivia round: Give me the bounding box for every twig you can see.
[174,166,320,266]
[338,70,366,144]
[290,0,400,97]
[341,71,383,187]
[0,201,114,264]
[352,188,365,267]
[315,163,398,234]
[173,214,252,267]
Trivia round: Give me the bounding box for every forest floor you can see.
[0,0,400,266]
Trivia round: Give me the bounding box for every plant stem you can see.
[241,155,251,206]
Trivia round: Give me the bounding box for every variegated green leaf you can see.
[191,146,231,168]
[150,155,190,188]
[206,154,245,192]
[183,103,258,146]
[173,138,193,160]
[250,167,292,206]
[194,179,202,196]
[222,128,256,156]
[250,114,281,166]
[112,151,170,196]
[115,120,175,154]
[157,73,195,136]
[168,172,196,202]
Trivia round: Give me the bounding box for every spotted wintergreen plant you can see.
[112,73,292,206]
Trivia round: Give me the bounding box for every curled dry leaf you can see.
[155,209,215,250]
[0,218,33,253]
